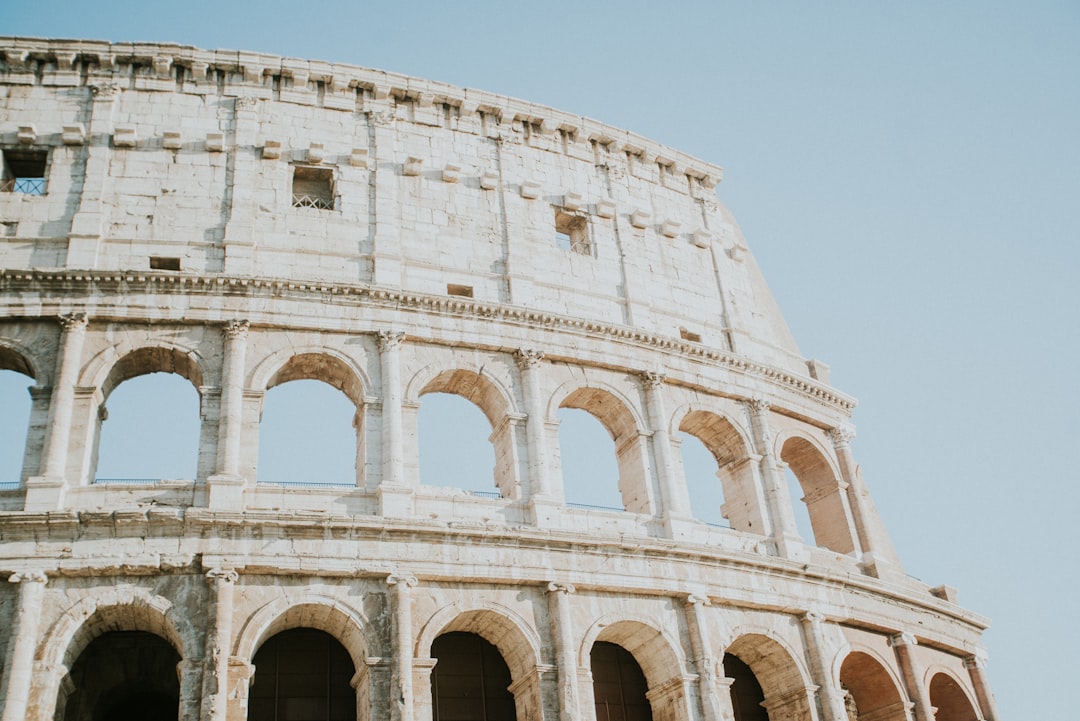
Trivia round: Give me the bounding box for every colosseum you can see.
[0,37,998,721]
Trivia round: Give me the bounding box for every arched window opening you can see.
[783,467,816,544]
[781,437,857,553]
[418,392,499,496]
[558,407,623,510]
[928,672,979,721]
[590,641,652,721]
[838,652,906,721]
[722,653,768,721]
[0,369,33,487]
[61,630,180,721]
[249,628,356,721]
[95,372,199,483]
[678,432,727,527]
[431,631,515,721]
[259,379,359,486]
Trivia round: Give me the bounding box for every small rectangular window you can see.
[555,210,591,255]
[447,283,474,298]
[292,165,334,210]
[150,256,181,271]
[1,149,47,195]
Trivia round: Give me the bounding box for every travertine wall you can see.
[0,38,996,721]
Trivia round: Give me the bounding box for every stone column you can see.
[890,632,935,721]
[547,582,580,721]
[828,426,903,578]
[201,568,238,721]
[744,398,801,556]
[684,594,733,721]
[378,332,413,516]
[964,653,999,721]
[0,571,48,721]
[800,612,846,721]
[640,372,692,536]
[177,659,204,721]
[388,573,418,721]
[66,83,119,267]
[208,320,249,509]
[26,313,88,511]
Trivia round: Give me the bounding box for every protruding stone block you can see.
[479,171,499,190]
[563,192,583,211]
[163,130,182,149]
[692,229,712,248]
[630,210,650,229]
[262,140,282,160]
[62,124,86,145]
[442,164,461,183]
[113,126,137,147]
[594,198,616,219]
[661,219,681,238]
[403,157,423,176]
[206,133,225,152]
[17,125,36,145]
[349,148,369,168]
[307,142,325,164]
[520,181,541,200]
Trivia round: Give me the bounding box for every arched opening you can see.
[591,641,653,721]
[558,387,650,514]
[722,654,768,721]
[249,628,357,721]
[929,672,979,721]
[61,630,180,721]
[677,410,761,532]
[431,631,515,721]
[780,437,858,553]
[259,379,360,486]
[558,407,622,510]
[95,372,200,482]
[0,363,34,487]
[838,651,907,721]
[419,392,499,495]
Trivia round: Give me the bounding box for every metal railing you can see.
[94,478,163,486]
[1,178,45,195]
[566,501,624,512]
[258,480,356,489]
[291,193,333,210]
[0,481,20,491]
[467,490,502,499]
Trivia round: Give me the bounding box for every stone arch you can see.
[838,648,909,721]
[34,587,197,721]
[0,340,43,487]
[673,406,765,534]
[551,382,653,514]
[926,668,981,721]
[777,432,860,554]
[233,594,374,670]
[722,631,816,721]
[250,346,372,406]
[0,337,40,381]
[580,615,692,721]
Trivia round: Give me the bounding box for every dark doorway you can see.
[590,641,652,721]
[431,631,515,721]
[248,628,356,721]
[62,630,180,721]
[723,653,769,721]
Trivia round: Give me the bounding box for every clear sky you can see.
[4,2,1079,718]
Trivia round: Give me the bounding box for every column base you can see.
[859,552,905,583]
[528,496,564,528]
[206,474,246,511]
[22,476,66,512]
[662,513,698,541]
[378,483,415,517]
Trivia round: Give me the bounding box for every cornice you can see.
[0,269,857,414]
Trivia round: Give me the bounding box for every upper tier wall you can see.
[0,37,809,378]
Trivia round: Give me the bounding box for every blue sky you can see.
[3,2,1079,718]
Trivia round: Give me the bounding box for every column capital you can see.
[387,573,418,588]
[206,567,239,584]
[222,319,250,340]
[889,631,919,648]
[686,593,711,607]
[547,581,576,594]
[58,312,88,331]
[514,348,545,369]
[8,570,47,584]
[746,396,771,414]
[91,82,122,98]
[801,610,827,624]
[640,370,666,389]
[377,330,406,351]
[827,424,856,448]
[963,651,989,670]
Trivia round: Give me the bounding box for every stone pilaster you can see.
[744,398,801,557]
[388,573,418,721]
[221,96,260,274]
[0,571,48,721]
[547,582,580,721]
[517,349,560,523]
[201,568,238,721]
[890,632,935,721]
[800,612,847,721]
[378,332,412,516]
[208,320,249,510]
[684,594,734,721]
[25,313,87,511]
[66,83,119,267]
[640,372,693,537]
[964,653,999,721]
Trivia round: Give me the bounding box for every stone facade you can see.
[0,38,996,721]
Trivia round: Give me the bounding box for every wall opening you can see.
[258,378,359,486]
[249,628,356,721]
[722,654,768,721]
[0,368,33,487]
[555,210,591,255]
[1,148,47,194]
[557,407,623,511]
[781,437,857,553]
[419,392,499,496]
[95,372,200,483]
[928,672,979,721]
[291,165,335,210]
[61,631,180,721]
[784,466,816,544]
[431,631,516,721]
[678,432,728,527]
[838,652,906,721]
[591,641,653,721]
